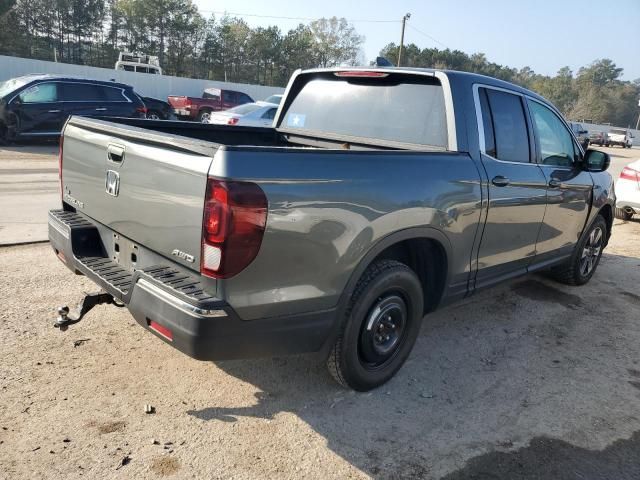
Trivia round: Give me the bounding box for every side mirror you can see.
[583,149,610,172]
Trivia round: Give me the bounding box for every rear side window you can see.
[481,88,530,163]
[281,74,448,148]
[223,91,238,103]
[61,83,105,102]
[102,87,128,102]
[262,108,277,120]
[238,93,253,104]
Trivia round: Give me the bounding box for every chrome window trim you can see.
[472,83,539,167]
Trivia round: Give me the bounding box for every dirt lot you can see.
[1,216,639,479]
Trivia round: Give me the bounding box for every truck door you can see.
[525,99,592,260]
[474,86,548,288]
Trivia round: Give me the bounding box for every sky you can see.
[193,0,640,81]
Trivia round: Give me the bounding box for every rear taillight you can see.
[620,166,640,182]
[136,106,148,115]
[58,135,64,201]
[201,179,267,279]
[227,117,239,125]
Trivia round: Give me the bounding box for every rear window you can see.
[281,74,448,148]
[610,129,626,135]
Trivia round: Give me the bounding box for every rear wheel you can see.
[146,110,162,120]
[550,215,607,286]
[327,259,424,391]
[615,207,634,221]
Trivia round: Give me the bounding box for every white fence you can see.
[0,55,284,101]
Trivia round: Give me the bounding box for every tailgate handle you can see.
[107,144,125,164]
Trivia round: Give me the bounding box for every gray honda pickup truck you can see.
[48,67,614,390]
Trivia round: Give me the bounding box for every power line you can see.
[406,24,448,49]
[197,10,401,23]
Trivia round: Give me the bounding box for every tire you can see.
[550,215,607,286]
[615,207,633,221]
[0,123,8,146]
[326,259,424,391]
[146,110,162,120]
[198,110,212,123]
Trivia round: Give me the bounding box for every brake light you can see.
[620,166,640,182]
[227,117,239,125]
[58,135,63,201]
[201,179,267,278]
[334,71,389,78]
[136,106,148,114]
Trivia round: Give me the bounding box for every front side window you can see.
[482,88,530,163]
[527,100,576,167]
[19,83,58,103]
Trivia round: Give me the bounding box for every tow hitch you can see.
[55,291,122,331]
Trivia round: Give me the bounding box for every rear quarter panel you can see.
[210,147,483,320]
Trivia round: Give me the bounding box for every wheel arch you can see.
[339,227,453,318]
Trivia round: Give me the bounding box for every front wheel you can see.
[327,260,424,391]
[550,215,607,286]
[198,110,212,123]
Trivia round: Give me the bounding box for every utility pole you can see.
[397,13,411,67]
[636,99,640,131]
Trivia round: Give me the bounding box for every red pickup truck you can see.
[168,88,254,122]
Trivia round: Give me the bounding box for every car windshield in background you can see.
[610,128,626,135]
[281,74,448,148]
[264,94,283,104]
[0,77,33,98]
[227,103,263,115]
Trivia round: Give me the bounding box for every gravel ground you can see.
[1,219,640,479]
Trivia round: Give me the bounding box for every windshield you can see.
[610,128,626,135]
[226,103,263,115]
[264,94,283,104]
[0,77,33,98]
[281,73,448,148]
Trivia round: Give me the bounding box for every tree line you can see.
[380,44,639,128]
[0,0,363,87]
[0,0,637,127]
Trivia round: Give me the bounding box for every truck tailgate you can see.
[61,117,216,272]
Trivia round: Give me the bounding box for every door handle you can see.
[491,175,510,187]
[95,107,107,111]
[48,109,61,113]
[548,179,562,188]
[107,144,125,163]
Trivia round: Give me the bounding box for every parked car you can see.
[615,159,640,220]
[608,128,634,148]
[263,94,283,105]
[139,96,171,120]
[0,74,146,143]
[168,88,254,122]
[49,67,614,391]
[206,101,278,127]
[570,122,590,149]
[589,130,609,146]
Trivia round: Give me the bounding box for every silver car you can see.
[206,101,278,127]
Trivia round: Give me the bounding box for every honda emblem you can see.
[105,170,120,197]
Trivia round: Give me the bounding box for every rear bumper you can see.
[48,209,335,361]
